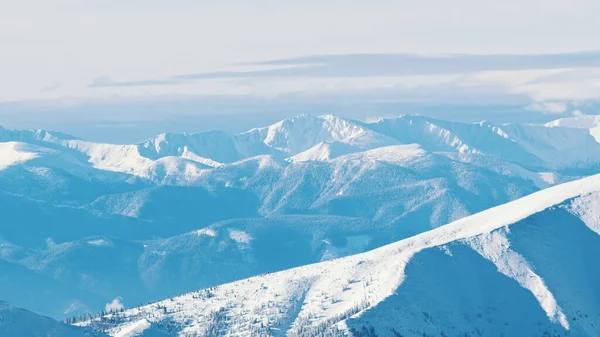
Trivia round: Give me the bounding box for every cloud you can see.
[86,51,600,91]
[178,52,600,80]
[89,76,177,88]
[105,297,124,312]
[527,102,569,114]
[40,83,61,92]
[5,0,600,102]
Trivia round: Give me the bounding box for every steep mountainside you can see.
[85,174,600,337]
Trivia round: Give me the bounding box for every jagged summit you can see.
[244,114,396,155]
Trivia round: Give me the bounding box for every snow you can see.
[543,115,600,129]
[333,144,425,164]
[543,115,600,145]
[86,173,600,336]
[249,114,396,156]
[568,191,600,235]
[368,115,600,169]
[195,228,217,237]
[501,162,559,188]
[466,229,569,329]
[0,142,87,176]
[228,229,253,244]
[114,319,151,337]
[288,141,360,162]
[0,142,50,168]
[320,235,372,261]
[180,147,222,167]
[539,171,558,185]
[87,239,113,247]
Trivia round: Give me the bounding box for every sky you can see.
[2,0,600,142]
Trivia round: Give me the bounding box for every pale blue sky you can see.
[1,0,600,141]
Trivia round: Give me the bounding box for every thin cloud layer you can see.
[88,52,600,87]
[80,53,600,112]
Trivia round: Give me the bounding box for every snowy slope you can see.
[0,142,53,168]
[544,114,600,144]
[367,115,600,170]
[544,114,600,128]
[0,301,108,337]
[0,129,211,183]
[86,174,600,337]
[0,141,92,176]
[288,141,360,162]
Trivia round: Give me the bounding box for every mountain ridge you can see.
[83,173,600,336]
[3,114,600,180]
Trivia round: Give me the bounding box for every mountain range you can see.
[1,113,600,324]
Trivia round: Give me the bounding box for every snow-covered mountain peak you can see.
[544,114,600,129]
[245,114,396,156]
